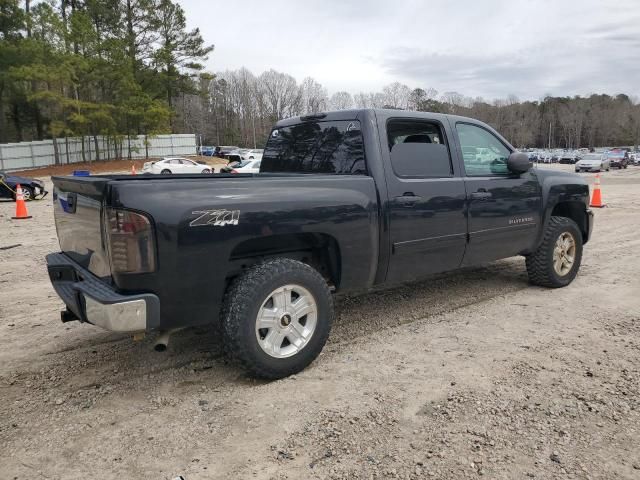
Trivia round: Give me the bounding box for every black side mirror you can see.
[507,152,531,174]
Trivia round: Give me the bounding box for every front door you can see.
[383,117,468,283]
[453,122,542,265]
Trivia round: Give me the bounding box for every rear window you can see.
[261,120,366,174]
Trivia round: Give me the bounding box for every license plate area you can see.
[48,264,79,283]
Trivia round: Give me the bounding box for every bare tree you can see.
[300,77,328,114]
[258,69,302,122]
[382,82,411,109]
[329,91,354,110]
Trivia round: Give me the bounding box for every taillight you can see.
[106,208,156,273]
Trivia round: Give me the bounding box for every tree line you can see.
[2,0,639,157]
[0,0,212,161]
[185,72,640,150]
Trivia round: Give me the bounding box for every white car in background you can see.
[241,149,264,161]
[142,157,212,174]
[230,159,261,174]
[575,153,610,172]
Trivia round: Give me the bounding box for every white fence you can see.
[0,134,197,171]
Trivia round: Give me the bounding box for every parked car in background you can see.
[241,149,264,160]
[575,153,610,172]
[538,151,554,163]
[231,159,261,173]
[559,152,579,164]
[214,146,240,158]
[606,150,629,169]
[0,170,47,201]
[199,146,216,156]
[142,157,212,174]
[219,159,242,173]
[630,153,640,165]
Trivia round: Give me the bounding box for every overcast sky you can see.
[182,0,640,100]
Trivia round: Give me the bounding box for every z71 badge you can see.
[190,209,240,227]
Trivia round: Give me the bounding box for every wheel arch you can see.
[227,232,342,290]
[549,201,590,243]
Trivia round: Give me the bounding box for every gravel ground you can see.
[1,165,639,480]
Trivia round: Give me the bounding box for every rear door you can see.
[382,116,468,283]
[182,159,199,173]
[452,121,542,265]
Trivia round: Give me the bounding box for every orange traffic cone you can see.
[12,184,32,220]
[590,173,605,208]
[131,164,137,175]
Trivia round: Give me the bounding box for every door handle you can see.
[66,192,77,213]
[470,190,492,200]
[395,192,421,207]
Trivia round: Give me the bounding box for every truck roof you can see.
[276,108,488,128]
[275,109,512,150]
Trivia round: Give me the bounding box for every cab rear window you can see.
[261,120,366,174]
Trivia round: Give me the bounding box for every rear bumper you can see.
[46,253,160,332]
[576,166,601,172]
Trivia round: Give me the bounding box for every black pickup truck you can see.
[47,109,594,379]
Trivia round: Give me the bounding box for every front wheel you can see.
[201,168,211,174]
[525,216,583,288]
[221,258,333,379]
[15,186,34,201]
[161,169,171,174]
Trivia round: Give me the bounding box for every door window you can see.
[387,119,453,177]
[456,123,510,176]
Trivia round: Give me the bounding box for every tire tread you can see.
[526,216,581,288]
[221,258,333,379]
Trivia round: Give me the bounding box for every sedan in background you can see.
[559,152,580,164]
[241,149,264,161]
[607,150,629,169]
[142,157,212,174]
[229,159,261,174]
[575,154,610,172]
[214,146,240,158]
[0,170,48,201]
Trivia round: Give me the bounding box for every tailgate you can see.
[52,176,112,279]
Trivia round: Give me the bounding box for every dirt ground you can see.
[0,165,639,480]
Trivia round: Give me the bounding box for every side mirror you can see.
[507,152,532,174]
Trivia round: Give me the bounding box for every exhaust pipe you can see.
[154,328,182,352]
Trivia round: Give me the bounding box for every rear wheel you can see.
[221,258,333,379]
[526,216,583,288]
[161,169,171,174]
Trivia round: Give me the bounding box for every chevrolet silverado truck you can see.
[46,109,594,379]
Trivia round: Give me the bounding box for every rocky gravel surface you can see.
[1,165,639,479]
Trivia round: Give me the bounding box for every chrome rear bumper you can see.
[46,253,160,332]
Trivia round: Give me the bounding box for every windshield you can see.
[261,120,366,174]
[582,154,601,160]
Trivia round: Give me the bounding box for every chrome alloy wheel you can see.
[255,284,318,358]
[553,232,576,276]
